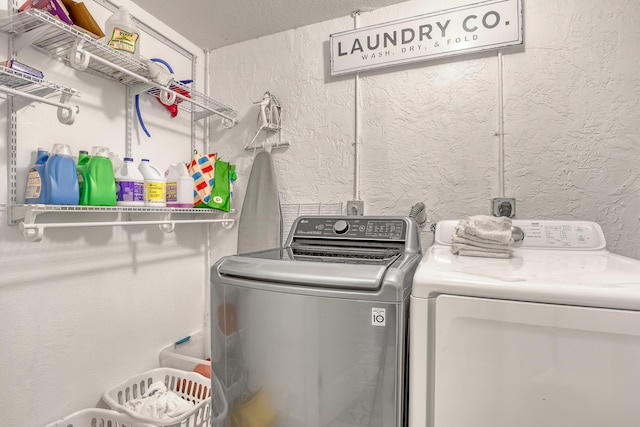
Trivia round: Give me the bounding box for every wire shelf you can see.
[0,9,148,84]
[143,80,238,121]
[0,64,79,96]
[10,204,236,242]
[12,204,234,218]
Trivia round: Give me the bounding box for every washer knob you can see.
[333,220,349,234]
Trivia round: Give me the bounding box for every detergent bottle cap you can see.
[51,143,72,156]
[124,157,134,162]
[91,146,110,157]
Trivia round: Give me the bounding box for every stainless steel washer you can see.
[211,216,422,427]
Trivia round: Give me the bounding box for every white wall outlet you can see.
[347,200,364,216]
[492,198,516,217]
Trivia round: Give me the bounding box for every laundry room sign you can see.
[330,0,523,76]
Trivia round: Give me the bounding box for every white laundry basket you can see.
[44,407,156,427]
[102,367,228,427]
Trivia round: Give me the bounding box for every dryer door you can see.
[431,295,640,427]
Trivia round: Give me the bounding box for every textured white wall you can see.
[210,0,640,260]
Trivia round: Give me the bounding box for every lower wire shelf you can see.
[10,204,235,242]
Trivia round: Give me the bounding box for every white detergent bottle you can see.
[110,152,123,173]
[138,158,166,207]
[105,6,140,60]
[165,163,195,208]
[115,157,144,207]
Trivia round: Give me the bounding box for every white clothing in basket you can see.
[124,381,193,420]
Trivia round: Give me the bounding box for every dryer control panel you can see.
[513,220,606,250]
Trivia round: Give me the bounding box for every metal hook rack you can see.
[244,91,290,151]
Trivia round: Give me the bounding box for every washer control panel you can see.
[292,217,407,241]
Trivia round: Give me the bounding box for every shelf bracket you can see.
[69,38,91,71]
[19,207,44,242]
[158,212,175,233]
[56,92,77,125]
[1,85,79,125]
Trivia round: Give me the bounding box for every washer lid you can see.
[217,248,395,290]
[413,220,640,310]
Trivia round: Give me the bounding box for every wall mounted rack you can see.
[11,204,234,242]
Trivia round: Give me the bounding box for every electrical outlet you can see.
[492,198,516,217]
[347,200,364,216]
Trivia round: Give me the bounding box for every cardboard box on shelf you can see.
[60,0,105,38]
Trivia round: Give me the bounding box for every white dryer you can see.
[409,219,640,427]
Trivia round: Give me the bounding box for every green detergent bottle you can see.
[77,150,90,205]
[84,146,117,206]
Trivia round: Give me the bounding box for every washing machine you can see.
[409,219,640,427]
[211,216,422,427]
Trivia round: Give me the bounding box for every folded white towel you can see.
[453,234,510,251]
[457,215,514,244]
[452,243,510,258]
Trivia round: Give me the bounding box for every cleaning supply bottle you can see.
[109,152,123,173]
[165,163,195,208]
[44,143,79,205]
[83,146,116,206]
[115,157,144,207]
[76,150,90,204]
[24,147,49,204]
[138,158,166,207]
[105,6,140,60]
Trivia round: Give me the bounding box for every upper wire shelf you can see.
[0,9,237,123]
[0,8,147,83]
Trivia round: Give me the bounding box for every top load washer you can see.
[409,219,640,427]
[211,216,422,427]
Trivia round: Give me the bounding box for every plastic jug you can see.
[82,146,116,206]
[109,152,123,173]
[165,163,195,208]
[105,6,140,60]
[24,147,49,204]
[76,150,90,203]
[138,159,166,207]
[44,143,79,205]
[115,157,144,207]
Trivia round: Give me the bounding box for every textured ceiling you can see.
[131,0,412,50]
